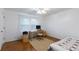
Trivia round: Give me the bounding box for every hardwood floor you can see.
[1,36,59,51]
[1,40,36,51]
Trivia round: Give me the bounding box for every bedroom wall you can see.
[43,9,79,39]
[0,8,4,49]
[3,10,43,42]
[3,10,20,42]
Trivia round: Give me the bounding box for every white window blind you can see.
[19,15,39,32]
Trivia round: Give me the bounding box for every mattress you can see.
[48,36,79,51]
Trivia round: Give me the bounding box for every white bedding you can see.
[48,36,79,51]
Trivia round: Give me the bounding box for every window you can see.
[20,15,39,32]
[31,19,39,30]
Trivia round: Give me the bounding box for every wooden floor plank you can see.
[1,40,36,51]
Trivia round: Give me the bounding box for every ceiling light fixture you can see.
[32,8,50,14]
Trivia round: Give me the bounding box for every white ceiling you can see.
[4,8,71,16]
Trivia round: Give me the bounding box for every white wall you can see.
[3,10,43,42]
[44,9,79,39]
[0,8,4,49]
[4,10,20,42]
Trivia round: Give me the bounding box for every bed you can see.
[48,36,79,51]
